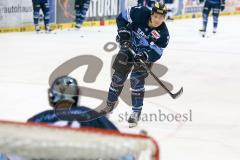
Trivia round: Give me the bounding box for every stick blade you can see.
[171,87,183,99]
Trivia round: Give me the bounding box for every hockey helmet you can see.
[48,76,79,107]
[152,2,168,16]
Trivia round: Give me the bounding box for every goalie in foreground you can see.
[28,76,118,131]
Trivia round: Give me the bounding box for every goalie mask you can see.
[48,76,79,107]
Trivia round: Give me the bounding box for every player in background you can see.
[164,0,174,20]
[199,0,225,37]
[75,0,91,29]
[28,76,118,131]
[106,2,170,128]
[138,0,156,9]
[32,0,51,32]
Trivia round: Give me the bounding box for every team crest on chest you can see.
[151,30,161,40]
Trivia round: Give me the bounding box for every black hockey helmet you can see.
[48,76,79,107]
[152,1,168,16]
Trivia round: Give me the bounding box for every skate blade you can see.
[129,122,137,128]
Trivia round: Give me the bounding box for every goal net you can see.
[0,120,159,160]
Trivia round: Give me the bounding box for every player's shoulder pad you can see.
[130,6,151,24]
[70,106,93,113]
[27,109,55,122]
[154,22,170,48]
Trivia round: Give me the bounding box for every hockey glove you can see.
[134,49,149,65]
[221,4,225,11]
[116,28,132,49]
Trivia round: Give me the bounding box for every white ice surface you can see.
[0,15,240,160]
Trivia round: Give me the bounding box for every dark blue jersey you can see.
[75,0,91,24]
[27,106,118,131]
[206,0,221,4]
[164,0,174,4]
[202,0,225,5]
[32,0,48,3]
[117,6,170,62]
[138,0,156,8]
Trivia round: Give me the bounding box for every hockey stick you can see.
[128,48,183,99]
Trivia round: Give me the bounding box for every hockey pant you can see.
[202,1,221,31]
[107,48,152,112]
[75,0,90,25]
[32,0,50,26]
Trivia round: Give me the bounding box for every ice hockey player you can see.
[164,0,174,20]
[106,2,170,128]
[32,0,51,32]
[28,76,118,131]
[199,0,225,37]
[138,0,156,9]
[75,0,91,29]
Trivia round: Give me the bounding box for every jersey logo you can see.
[151,30,160,40]
[137,28,147,39]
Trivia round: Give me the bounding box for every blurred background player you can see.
[138,0,156,8]
[106,2,169,128]
[28,76,118,131]
[75,0,91,29]
[164,0,174,20]
[199,0,225,36]
[32,0,51,32]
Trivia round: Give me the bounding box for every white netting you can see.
[0,121,159,160]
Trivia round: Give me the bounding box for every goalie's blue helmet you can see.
[48,76,79,107]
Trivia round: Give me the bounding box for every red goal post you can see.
[0,120,159,160]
